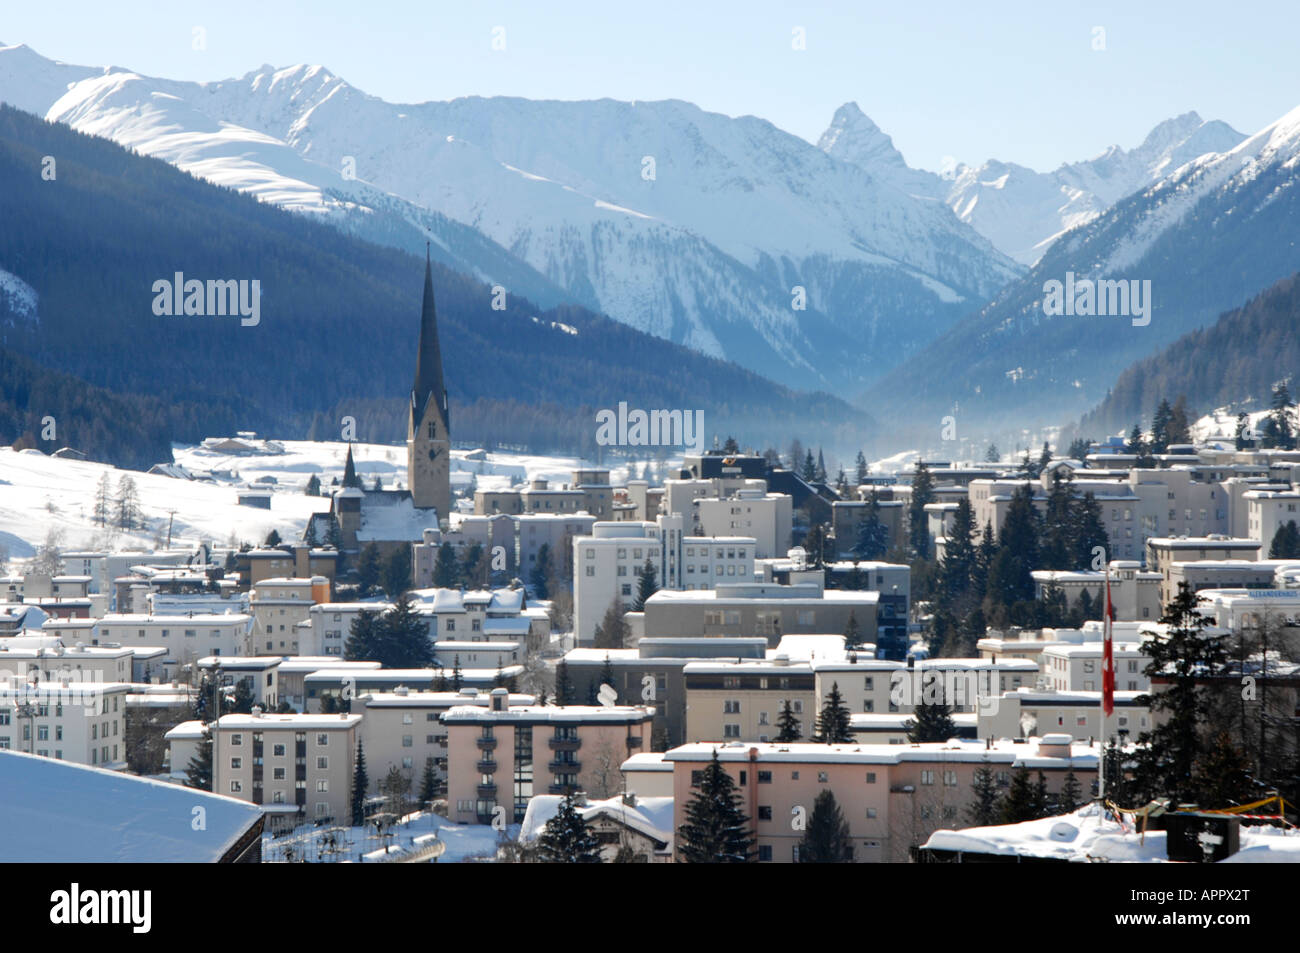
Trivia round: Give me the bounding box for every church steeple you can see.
[342,442,361,489]
[412,246,448,428]
[407,246,452,519]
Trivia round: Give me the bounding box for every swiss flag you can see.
[1102,573,1115,717]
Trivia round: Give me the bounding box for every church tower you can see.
[407,249,451,520]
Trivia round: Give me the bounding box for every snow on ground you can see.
[0,438,672,560]
[262,808,510,863]
[1192,407,1273,444]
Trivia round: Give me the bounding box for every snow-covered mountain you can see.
[820,102,1245,265]
[0,43,1019,392]
[864,100,1300,437]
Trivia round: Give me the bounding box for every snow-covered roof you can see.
[215,713,362,730]
[922,802,1300,863]
[442,704,655,724]
[663,738,1099,768]
[519,794,674,847]
[0,750,262,862]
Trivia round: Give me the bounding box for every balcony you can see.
[548,759,581,774]
[476,735,498,751]
[476,759,498,774]
[476,783,497,799]
[548,782,579,795]
[548,736,581,752]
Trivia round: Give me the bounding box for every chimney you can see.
[251,705,263,717]
[491,686,508,711]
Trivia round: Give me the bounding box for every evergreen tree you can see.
[461,542,488,589]
[938,497,977,594]
[855,450,869,485]
[184,725,213,791]
[985,443,1000,463]
[344,608,382,662]
[987,484,1039,606]
[264,528,282,547]
[632,556,659,611]
[722,435,739,454]
[554,660,576,706]
[1066,437,1091,461]
[536,794,604,862]
[842,610,864,651]
[419,756,438,806]
[815,449,828,484]
[803,520,829,568]
[904,691,957,743]
[801,450,817,482]
[1193,731,1257,808]
[593,597,629,650]
[229,680,255,715]
[813,682,853,744]
[1234,412,1251,450]
[356,542,382,594]
[1151,398,1174,454]
[676,751,756,863]
[1032,771,1050,819]
[1130,583,1229,806]
[775,699,801,742]
[1168,396,1192,447]
[1268,382,1296,450]
[1058,770,1083,813]
[1068,492,1110,571]
[530,543,552,599]
[1037,441,1052,475]
[853,491,889,560]
[966,759,999,825]
[382,545,412,598]
[305,473,321,496]
[999,765,1038,823]
[351,740,369,826]
[451,654,463,691]
[1268,520,1300,559]
[434,541,459,588]
[908,463,935,558]
[798,789,853,862]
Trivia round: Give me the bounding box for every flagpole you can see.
[1099,562,1113,803]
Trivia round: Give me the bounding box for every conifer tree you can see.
[434,541,459,588]
[904,691,957,743]
[599,654,617,701]
[184,725,213,791]
[536,794,603,863]
[1130,583,1229,806]
[1057,770,1082,813]
[351,740,369,826]
[842,610,864,651]
[999,765,1038,823]
[632,556,658,611]
[356,542,382,594]
[530,543,552,599]
[775,699,802,742]
[451,654,463,691]
[855,450,869,485]
[798,789,853,862]
[419,756,438,806]
[677,751,756,863]
[908,463,935,558]
[966,759,999,826]
[813,682,853,744]
[554,660,576,706]
[853,491,889,560]
[1268,520,1300,558]
[382,546,412,598]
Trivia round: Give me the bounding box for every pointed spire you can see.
[342,442,361,489]
[412,244,447,426]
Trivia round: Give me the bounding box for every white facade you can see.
[92,613,253,663]
[0,678,131,769]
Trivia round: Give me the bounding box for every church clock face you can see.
[428,447,442,461]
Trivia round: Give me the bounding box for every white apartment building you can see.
[813,658,1039,716]
[0,641,134,685]
[1146,536,1262,606]
[1245,489,1300,547]
[197,656,281,709]
[1195,587,1300,632]
[303,601,393,657]
[92,613,253,663]
[250,577,327,655]
[1031,560,1162,621]
[1041,641,1151,693]
[694,489,793,559]
[574,523,666,646]
[211,710,361,829]
[979,688,1151,742]
[0,678,131,768]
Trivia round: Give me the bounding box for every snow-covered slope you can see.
[821,102,1245,265]
[0,44,1019,391]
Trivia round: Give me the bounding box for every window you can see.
[317,756,329,769]
[866,772,877,783]
[758,845,773,862]
[273,767,286,780]
[866,807,877,818]
[586,566,595,577]
[402,735,413,747]
[316,734,328,746]
[316,780,328,792]
[758,770,772,784]
[723,700,741,714]
[273,744,285,756]
[230,757,242,769]
[920,770,935,785]
[231,734,242,746]
[230,781,242,793]
[943,770,957,787]
[723,724,741,738]
[817,771,828,783]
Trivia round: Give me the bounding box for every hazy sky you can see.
[6,1,1298,171]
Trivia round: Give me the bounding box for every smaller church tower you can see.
[407,249,451,520]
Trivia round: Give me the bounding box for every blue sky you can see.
[6,1,1298,171]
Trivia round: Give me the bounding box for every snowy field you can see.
[0,438,661,560]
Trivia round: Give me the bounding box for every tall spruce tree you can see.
[184,725,213,791]
[775,699,802,742]
[676,751,756,863]
[1058,770,1082,813]
[966,759,999,825]
[530,543,552,599]
[798,789,853,862]
[420,756,438,806]
[632,556,659,611]
[853,491,890,560]
[1130,583,1229,806]
[536,794,603,863]
[904,690,957,743]
[908,463,935,558]
[554,660,576,706]
[351,740,369,826]
[999,765,1039,823]
[813,682,853,744]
